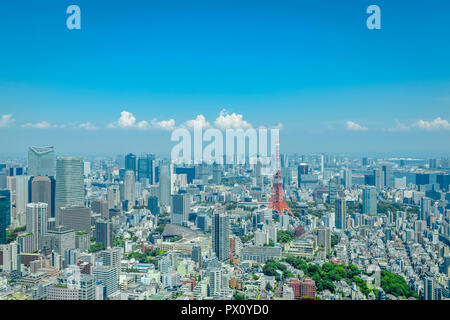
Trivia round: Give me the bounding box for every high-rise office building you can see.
[328,177,338,204]
[0,195,8,244]
[171,194,190,225]
[362,186,377,215]
[0,189,11,232]
[373,168,384,190]
[297,164,309,188]
[0,241,21,274]
[159,160,171,207]
[255,160,263,188]
[15,175,30,226]
[26,202,48,251]
[419,197,432,221]
[342,168,352,189]
[424,277,435,300]
[381,163,392,188]
[95,219,113,248]
[317,227,331,252]
[48,226,76,255]
[335,199,346,230]
[60,206,91,234]
[209,268,222,297]
[55,158,84,225]
[147,196,159,215]
[137,154,155,184]
[107,186,120,210]
[123,170,135,204]
[28,146,55,177]
[212,212,229,261]
[91,199,109,219]
[125,153,137,176]
[191,245,202,266]
[29,176,56,218]
[213,163,222,185]
[93,266,119,298]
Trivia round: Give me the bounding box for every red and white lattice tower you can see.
[269,126,294,217]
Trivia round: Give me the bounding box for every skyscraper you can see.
[0,189,11,231]
[28,146,55,177]
[381,163,392,188]
[137,154,155,184]
[95,219,113,248]
[212,212,229,261]
[147,196,159,215]
[123,170,135,204]
[29,176,56,218]
[55,158,84,225]
[328,177,338,204]
[213,163,222,185]
[335,198,346,230]
[26,202,49,251]
[342,168,352,189]
[159,160,171,207]
[424,277,435,300]
[125,153,137,176]
[317,227,331,252]
[362,186,377,215]
[419,197,432,221]
[373,168,384,190]
[0,195,8,244]
[255,160,263,188]
[15,175,30,227]
[171,194,190,225]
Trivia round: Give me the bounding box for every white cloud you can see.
[346,121,368,132]
[78,122,98,131]
[0,114,15,128]
[22,121,97,130]
[413,117,450,131]
[214,109,252,130]
[151,118,176,131]
[385,120,410,132]
[184,115,211,129]
[109,110,136,129]
[108,110,175,131]
[22,121,52,129]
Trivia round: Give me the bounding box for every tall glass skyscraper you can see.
[171,194,190,225]
[0,195,8,244]
[0,189,11,231]
[212,211,229,261]
[334,198,347,230]
[28,146,55,177]
[55,158,84,225]
[137,154,155,184]
[125,153,137,176]
[362,186,377,215]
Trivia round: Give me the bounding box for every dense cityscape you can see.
[0,143,449,301]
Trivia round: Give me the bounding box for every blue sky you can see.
[0,0,449,156]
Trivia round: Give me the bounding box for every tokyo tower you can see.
[269,127,294,217]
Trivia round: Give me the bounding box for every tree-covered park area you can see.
[280,255,376,296]
[277,230,294,243]
[262,259,294,280]
[380,270,418,299]
[127,248,165,266]
[88,242,105,253]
